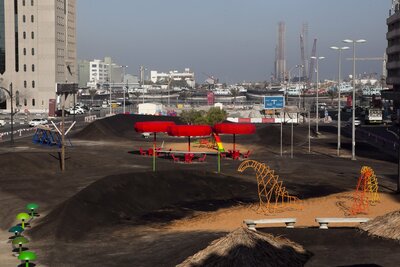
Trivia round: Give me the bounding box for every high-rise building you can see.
[0,0,77,114]
[275,22,286,82]
[384,1,400,107]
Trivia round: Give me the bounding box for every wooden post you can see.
[61,96,65,171]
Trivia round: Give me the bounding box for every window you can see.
[24,80,27,88]
[32,99,35,106]
[31,15,34,23]
[31,32,34,39]
[23,31,26,39]
[31,48,34,55]
[31,0,34,6]
[22,0,25,6]
[15,91,20,106]
[31,64,34,72]
[24,98,27,106]
[23,48,26,55]
[22,15,26,23]
[32,80,35,88]
[23,64,26,72]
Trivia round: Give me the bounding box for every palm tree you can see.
[229,88,240,107]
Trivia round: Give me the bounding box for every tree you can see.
[229,88,240,106]
[180,107,227,126]
[205,107,227,125]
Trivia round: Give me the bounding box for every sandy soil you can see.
[167,192,400,232]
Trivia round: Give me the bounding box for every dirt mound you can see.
[359,210,400,241]
[255,124,311,149]
[73,114,182,140]
[30,170,256,241]
[178,227,311,267]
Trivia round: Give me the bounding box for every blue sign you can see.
[264,96,285,109]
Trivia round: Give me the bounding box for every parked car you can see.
[68,107,85,115]
[29,118,48,127]
[0,119,5,127]
[347,117,361,127]
[90,105,102,111]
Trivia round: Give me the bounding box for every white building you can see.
[86,57,126,88]
[0,0,77,114]
[150,68,195,88]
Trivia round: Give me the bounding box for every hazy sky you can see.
[77,0,390,84]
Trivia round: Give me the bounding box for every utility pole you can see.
[140,66,145,104]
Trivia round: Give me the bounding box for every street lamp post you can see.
[343,39,366,160]
[122,65,128,114]
[310,56,325,134]
[140,66,146,104]
[330,46,349,157]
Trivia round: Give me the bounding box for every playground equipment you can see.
[238,160,302,213]
[350,166,380,215]
[212,133,224,152]
[32,124,73,147]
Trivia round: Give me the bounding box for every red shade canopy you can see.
[214,123,256,135]
[167,125,212,137]
[134,121,176,133]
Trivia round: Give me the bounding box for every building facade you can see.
[0,0,77,114]
[384,0,400,106]
[150,68,195,88]
[85,57,125,89]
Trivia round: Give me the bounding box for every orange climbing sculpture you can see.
[237,160,302,213]
[350,166,379,215]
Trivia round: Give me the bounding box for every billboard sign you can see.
[264,96,285,109]
[56,83,78,95]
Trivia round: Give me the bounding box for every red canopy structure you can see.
[134,121,176,147]
[214,123,256,151]
[167,125,212,151]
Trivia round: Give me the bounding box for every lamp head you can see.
[343,39,353,43]
[330,46,339,50]
[356,39,366,43]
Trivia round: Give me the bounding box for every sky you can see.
[77,0,390,84]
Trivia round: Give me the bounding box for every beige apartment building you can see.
[0,0,77,114]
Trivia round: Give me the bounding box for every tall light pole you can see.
[109,61,113,115]
[310,56,325,134]
[331,46,349,157]
[343,39,366,160]
[140,66,145,104]
[122,65,128,114]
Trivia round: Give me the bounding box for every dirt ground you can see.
[0,114,399,267]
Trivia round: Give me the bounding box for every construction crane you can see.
[300,34,306,80]
[308,38,317,82]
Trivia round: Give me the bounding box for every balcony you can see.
[387,12,400,24]
[386,61,400,69]
[387,28,400,40]
[387,76,400,85]
[387,44,400,54]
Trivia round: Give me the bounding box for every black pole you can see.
[10,83,14,145]
[397,132,400,193]
[73,90,76,122]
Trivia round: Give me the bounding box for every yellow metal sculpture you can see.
[350,166,380,215]
[237,160,302,213]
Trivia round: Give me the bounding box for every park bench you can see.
[315,217,370,229]
[244,218,297,231]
